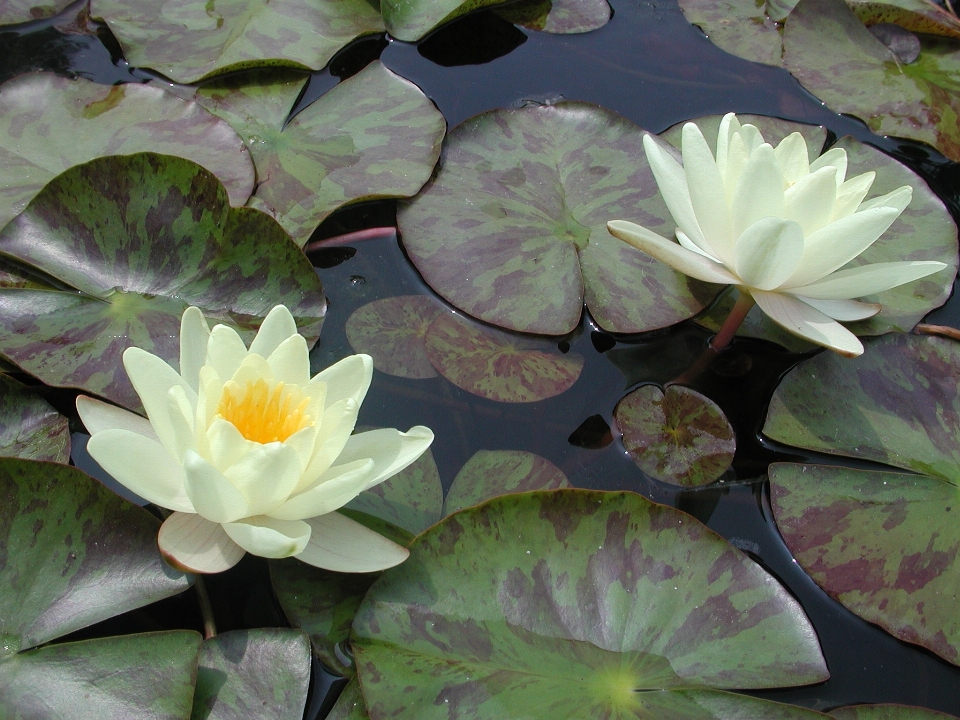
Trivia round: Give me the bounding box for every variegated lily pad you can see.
[327,678,369,720]
[352,490,829,719]
[0,0,72,24]
[0,153,324,410]
[830,705,960,720]
[195,63,445,246]
[0,72,254,232]
[615,384,735,487]
[764,333,960,665]
[399,102,717,335]
[0,374,69,462]
[443,449,570,515]
[676,0,783,67]
[381,0,511,41]
[345,296,442,379]
[847,0,960,39]
[89,0,384,83]
[495,0,611,33]
[424,311,584,402]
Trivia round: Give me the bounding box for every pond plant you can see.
[0,0,959,718]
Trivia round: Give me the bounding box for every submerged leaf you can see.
[443,449,570,514]
[0,1,72,23]
[0,374,69,462]
[346,296,443,379]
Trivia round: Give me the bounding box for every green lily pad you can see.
[327,678,370,720]
[830,705,960,720]
[381,0,512,41]
[494,0,611,33]
[0,0,72,23]
[424,310,584,402]
[615,384,735,487]
[352,490,829,719]
[764,333,960,664]
[677,0,784,67]
[848,0,960,39]
[443,449,571,515]
[345,296,443,379]
[192,629,310,720]
[195,62,445,246]
[0,374,69,462]
[0,631,201,719]
[399,102,717,335]
[0,72,255,233]
[0,152,324,410]
[89,0,384,83]
[0,458,192,657]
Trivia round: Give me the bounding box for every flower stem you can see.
[302,226,396,253]
[193,575,217,639]
[915,323,960,342]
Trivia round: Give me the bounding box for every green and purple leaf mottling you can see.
[830,703,960,719]
[0,0,72,25]
[346,296,443,379]
[382,0,512,41]
[0,374,69,463]
[495,0,611,33]
[327,678,370,720]
[443,449,570,515]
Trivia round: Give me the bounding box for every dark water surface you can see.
[4,0,960,715]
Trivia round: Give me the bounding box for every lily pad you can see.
[89,0,385,83]
[494,0,611,33]
[848,0,960,40]
[194,62,445,246]
[615,384,735,487]
[764,333,960,664]
[0,457,191,657]
[352,490,829,719]
[345,296,443,379]
[676,0,784,67]
[399,102,717,335]
[0,152,325,410]
[443,449,570,515]
[0,631,202,719]
[0,374,69,462]
[0,72,255,233]
[192,629,310,720]
[830,705,960,720]
[327,678,370,720]
[424,311,584,402]
[0,0,72,23]
[381,0,512,41]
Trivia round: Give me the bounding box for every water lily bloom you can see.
[608,113,948,356]
[76,305,434,574]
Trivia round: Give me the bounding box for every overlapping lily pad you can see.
[327,678,369,720]
[847,0,960,39]
[830,706,960,720]
[399,102,717,336]
[0,0,72,24]
[352,490,829,719]
[764,333,960,664]
[89,0,385,83]
[0,374,69,462]
[0,73,254,233]
[345,296,443,379]
[0,152,324,409]
[443,449,570,515]
[194,62,445,246]
[381,0,511,41]
[495,0,611,33]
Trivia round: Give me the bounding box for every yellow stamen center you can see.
[217,378,313,443]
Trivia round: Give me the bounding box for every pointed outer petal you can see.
[606,221,740,285]
[206,324,249,383]
[642,134,711,254]
[810,146,848,184]
[856,184,913,213]
[309,354,373,407]
[734,218,805,291]
[158,512,245,574]
[783,205,909,287]
[729,143,785,240]
[222,442,303,517]
[222,516,311,559]
[86,429,194,512]
[794,297,881,321]
[738,123,764,153]
[682,122,733,261]
[296,511,409,573]
[248,305,298,358]
[179,307,211,394]
[773,132,810,184]
[266,334,310,386]
[788,261,949,300]
[752,289,863,357]
[123,347,196,457]
[268,458,375,520]
[714,113,741,183]
[336,426,434,492]
[297,399,360,492]
[183,450,252,524]
[676,229,720,260]
[206,418,254,471]
[166,385,196,460]
[783,166,839,236]
[77,395,157,439]
[830,171,875,221]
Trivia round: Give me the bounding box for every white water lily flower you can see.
[76,305,434,574]
[608,113,948,357]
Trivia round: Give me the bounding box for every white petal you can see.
[733,218,804,291]
[723,133,750,203]
[715,113,741,182]
[642,134,711,254]
[166,384,196,460]
[299,398,360,489]
[682,122,733,260]
[677,229,720,260]
[336,426,435,492]
[831,171,875,221]
[773,132,810,184]
[310,354,373,407]
[179,307,210,393]
[158,512,245,574]
[266,334,310,386]
[857,184,913,212]
[248,305,298,358]
[810,147,848,184]
[783,166,838,235]
[752,289,863,357]
[87,429,194,512]
[197,365,225,435]
[295,511,409,573]
[183,450,252,523]
[77,395,156,439]
[730,143,785,241]
[795,297,881,321]
[206,324,249,382]
[789,261,949,300]
[222,442,302,516]
[607,221,740,285]
[738,123,764,154]
[122,347,196,457]
[269,458,375,521]
[228,352,274,385]
[222,516,311,558]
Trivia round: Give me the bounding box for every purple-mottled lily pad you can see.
[382,0,511,41]
[0,72,254,232]
[0,152,324,410]
[192,629,310,720]
[88,0,384,83]
[345,296,443,379]
[442,449,570,515]
[677,0,783,67]
[615,384,735,487]
[830,705,960,720]
[0,374,69,462]
[495,0,611,33]
[399,102,717,335]
[352,490,829,719]
[848,0,960,39]
[327,678,369,720]
[194,62,445,246]
[0,631,201,719]
[0,458,192,658]
[764,333,960,664]
[0,0,73,24]
[424,311,584,402]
